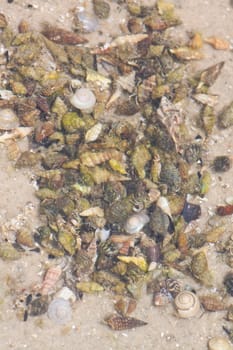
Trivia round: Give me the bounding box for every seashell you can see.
[205,36,230,50]
[174,291,201,318]
[58,229,76,255]
[105,314,147,330]
[218,100,233,129]
[0,108,19,130]
[117,256,148,272]
[41,23,88,44]
[89,166,130,184]
[170,47,204,61]
[193,93,219,107]
[62,112,85,133]
[217,205,233,216]
[0,242,21,260]
[85,123,103,143]
[199,294,227,311]
[224,272,233,296]
[200,105,216,136]
[212,156,232,173]
[182,201,201,223]
[28,296,49,316]
[124,211,150,234]
[149,206,170,237]
[80,149,123,167]
[131,144,152,179]
[190,251,213,287]
[114,298,137,316]
[0,127,33,143]
[159,162,181,193]
[41,266,62,295]
[55,287,76,303]
[93,0,111,19]
[156,196,172,218]
[80,206,104,217]
[208,337,233,350]
[137,75,157,103]
[165,278,183,298]
[16,228,35,249]
[70,88,96,113]
[47,298,72,324]
[76,281,104,293]
[74,9,99,33]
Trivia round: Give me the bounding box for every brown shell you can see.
[41,24,88,44]
[105,314,147,330]
[199,295,227,311]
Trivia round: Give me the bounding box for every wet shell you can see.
[212,156,232,173]
[190,251,213,287]
[47,298,72,324]
[28,296,49,316]
[105,314,147,330]
[205,36,230,50]
[208,337,233,350]
[153,289,172,306]
[80,149,123,167]
[42,23,88,44]
[174,291,201,318]
[41,266,62,295]
[199,294,227,311]
[74,10,99,33]
[124,211,150,234]
[0,109,19,130]
[70,88,96,112]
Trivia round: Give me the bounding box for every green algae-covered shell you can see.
[62,112,85,133]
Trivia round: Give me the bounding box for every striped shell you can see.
[105,314,147,330]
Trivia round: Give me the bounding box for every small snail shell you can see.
[70,87,96,113]
[174,291,201,318]
[47,298,72,324]
[0,108,19,130]
[55,287,76,303]
[124,211,150,234]
[208,337,233,350]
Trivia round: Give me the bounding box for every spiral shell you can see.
[47,298,72,324]
[70,88,96,112]
[208,337,233,350]
[124,211,150,234]
[174,291,201,318]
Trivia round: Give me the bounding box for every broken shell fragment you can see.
[124,211,150,234]
[174,291,201,318]
[70,87,96,113]
[0,108,19,130]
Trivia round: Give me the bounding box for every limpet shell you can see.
[208,337,233,350]
[174,291,201,318]
[47,298,72,324]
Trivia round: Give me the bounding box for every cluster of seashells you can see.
[1,0,233,344]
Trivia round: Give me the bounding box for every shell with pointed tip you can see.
[174,291,201,318]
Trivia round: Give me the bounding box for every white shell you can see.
[55,287,76,303]
[124,211,150,234]
[85,122,103,143]
[70,88,96,112]
[208,337,233,350]
[47,298,72,324]
[76,10,99,33]
[0,108,19,130]
[174,291,201,318]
